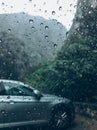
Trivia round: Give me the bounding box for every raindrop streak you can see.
[52,11,56,15]
[29,19,34,24]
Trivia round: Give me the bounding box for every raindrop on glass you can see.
[59,6,62,11]
[2,2,5,5]
[40,23,43,25]
[57,22,60,25]
[8,29,11,32]
[66,31,69,37]
[31,26,35,29]
[1,110,5,114]
[29,19,34,24]
[54,44,57,48]
[34,4,36,7]
[45,26,49,30]
[89,11,92,14]
[45,35,48,39]
[91,5,94,8]
[52,11,56,15]
[43,2,46,5]
[45,10,47,13]
[11,6,13,8]
[7,96,10,99]
[0,39,2,43]
[70,4,72,7]
[74,5,77,8]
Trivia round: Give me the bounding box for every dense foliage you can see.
[26,5,97,102]
[0,32,29,80]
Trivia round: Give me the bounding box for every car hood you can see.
[41,94,71,104]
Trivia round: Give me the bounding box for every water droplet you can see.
[29,19,34,24]
[7,96,10,99]
[0,39,2,43]
[52,11,56,15]
[2,2,5,5]
[8,51,11,55]
[57,22,60,25]
[45,35,48,39]
[40,23,43,25]
[54,44,57,48]
[66,31,69,37]
[89,11,92,14]
[8,29,11,32]
[91,5,94,8]
[45,10,47,13]
[45,26,49,30]
[39,9,41,11]
[59,6,62,11]
[70,4,72,7]
[29,0,32,2]
[34,4,36,7]
[11,6,13,8]
[43,2,46,5]
[1,110,5,114]
[74,5,77,8]
[31,26,35,29]
[27,111,30,114]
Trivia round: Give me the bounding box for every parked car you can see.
[0,79,75,129]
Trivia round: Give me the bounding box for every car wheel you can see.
[51,106,70,130]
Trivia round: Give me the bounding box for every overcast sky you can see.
[0,0,78,30]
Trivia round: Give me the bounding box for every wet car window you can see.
[3,82,34,96]
[0,0,97,130]
[0,82,6,95]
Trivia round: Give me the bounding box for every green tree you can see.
[26,5,97,102]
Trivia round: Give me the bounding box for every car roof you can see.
[0,79,25,85]
[0,79,35,90]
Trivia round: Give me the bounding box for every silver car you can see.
[0,79,75,129]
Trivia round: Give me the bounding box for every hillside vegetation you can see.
[26,4,97,102]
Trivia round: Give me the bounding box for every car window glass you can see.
[19,86,35,96]
[0,82,6,95]
[3,82,35,96]
[7,87,25,96]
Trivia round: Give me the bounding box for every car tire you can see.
[50,106,71,130]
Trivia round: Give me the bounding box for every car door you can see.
[3,83,50,126]
[0,96,10,127]
[0,82,11,128]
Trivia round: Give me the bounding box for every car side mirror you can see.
[34,90,43,100]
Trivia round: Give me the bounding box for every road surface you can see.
[67,115,97,130]
[2,114,97,130]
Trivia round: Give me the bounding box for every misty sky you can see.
[0,0,78,30]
